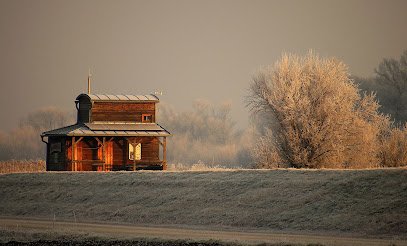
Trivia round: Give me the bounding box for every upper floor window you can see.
[142,114,152,123]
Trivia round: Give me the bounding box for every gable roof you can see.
[76,94,159,102]
[41,123,171,137]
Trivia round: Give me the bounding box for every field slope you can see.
[0,169,406,239]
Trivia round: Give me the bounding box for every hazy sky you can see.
[1,0,406,131]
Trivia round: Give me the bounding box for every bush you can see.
[378,123,407,167]
[247,51,388,169]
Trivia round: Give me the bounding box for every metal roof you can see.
[76,94,159,102]
[85,123,164,131]
[41,123,171,137]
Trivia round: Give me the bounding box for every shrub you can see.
[247,51,388,169]
[378,123,407,167]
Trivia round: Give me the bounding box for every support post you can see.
[125,137,141,171]
[95,137,114,171]
[72,137,75,171]
[71,137,83,171]
[163,137,167,164]
[133,145,136,171]
[102,137,106,171]
[157,137,167,169]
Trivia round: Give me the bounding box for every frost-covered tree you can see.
[247,52,387,168]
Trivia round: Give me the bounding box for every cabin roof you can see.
[41,123,171,137]
[76,94,159,102]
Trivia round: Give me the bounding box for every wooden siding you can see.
[63,137,162,170]
[125,137,160,165]
[66,139,85,171]
[97,141,113,171]
[112,139,126,166]
[91,102,156,122]
[48,136,164,171]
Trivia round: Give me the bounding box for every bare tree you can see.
[0,130,12,160]
[375,50,407,123]
[353,75,396,123]
[20,106,74,132]
[159,100,251,168]
[0,107,74,161]
[247,52,387,169]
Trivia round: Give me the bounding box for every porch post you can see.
[72,137,75,171]
[71,137,83,171]
[132,138,137,171]
[125,137,141,171]
[102,137,106,171]
[163,136,167,164]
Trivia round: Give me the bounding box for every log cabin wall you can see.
[125,137,160,164]
[91,102,156,123]
[63,137,160,171]
[79,138,98,171]
[113,138,126,167]
[65,138,83,171]
[65,137,114,171]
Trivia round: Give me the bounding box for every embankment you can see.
[0,169,406,238]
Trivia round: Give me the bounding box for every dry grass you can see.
[167,161,237,171]
[0,169,406,239]
[0,160,45,174]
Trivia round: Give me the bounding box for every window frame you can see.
[142,114,152,123]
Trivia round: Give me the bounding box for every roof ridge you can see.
[76,93,159,101]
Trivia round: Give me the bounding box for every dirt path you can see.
[0,218,405,246]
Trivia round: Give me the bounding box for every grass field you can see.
[0,169,406,241]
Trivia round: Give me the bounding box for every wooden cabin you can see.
[41,94,171,171]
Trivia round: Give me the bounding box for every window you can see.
[142,114,152,123]
[129,143,141,160]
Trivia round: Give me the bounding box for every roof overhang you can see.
[41,123,171,137]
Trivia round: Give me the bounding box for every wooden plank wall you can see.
[97,141,113,171]
[125,137,160,165]
[91,102,155,122]
[65,139,84,171]
[113,139,126,167]
[59,136,160,171]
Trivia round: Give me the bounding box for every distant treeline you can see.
[1,51,406,169]
[354,50,407,125]
[159,100,254,168]
[0,107,75,161]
